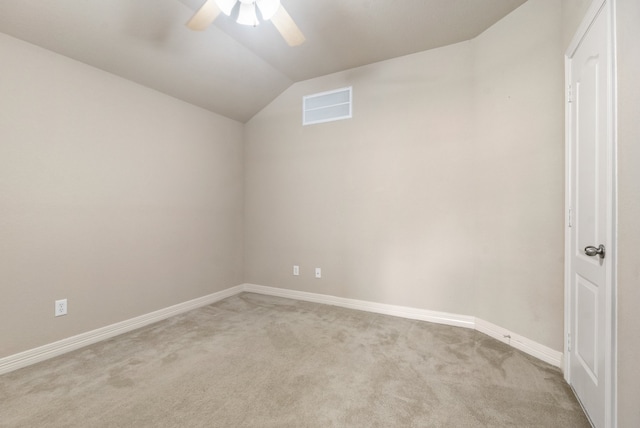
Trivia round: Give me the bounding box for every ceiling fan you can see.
[187,0,305,47]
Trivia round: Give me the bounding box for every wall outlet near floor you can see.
[293,265,300,276]
[315,268,321,279]
[55,299,67,317]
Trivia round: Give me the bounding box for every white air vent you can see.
[303,86,352,125]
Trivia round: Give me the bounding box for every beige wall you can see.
[561,0,593,46]
[245,41,477,315]
[615,0,640,425]
[0,33,244,358]
[473,0,564,349]
[245,0,565,350]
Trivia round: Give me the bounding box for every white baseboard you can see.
[241,283,564,369]
[0,285,244,375]
[0,283,563,375]
[474,318,563,369]
[242,283,475,328]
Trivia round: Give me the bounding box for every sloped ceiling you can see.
[0,0,527,122]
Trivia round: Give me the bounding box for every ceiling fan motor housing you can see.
[216,0,281,25]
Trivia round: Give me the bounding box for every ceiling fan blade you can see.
[270,5,305,47]
[187,0,222,31]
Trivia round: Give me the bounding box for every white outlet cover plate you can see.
[55,299,67,316]
[315,268,321,278]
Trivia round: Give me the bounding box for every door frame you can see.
[563,0,617,426]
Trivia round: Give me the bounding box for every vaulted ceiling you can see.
[0,0,527,122]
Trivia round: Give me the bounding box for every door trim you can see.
[564,0,617,426]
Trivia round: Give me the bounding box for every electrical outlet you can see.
[315,268,321,279]
[55,299,67,317]
[293,265,299,276]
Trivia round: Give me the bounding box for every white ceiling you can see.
[0,0,527,122]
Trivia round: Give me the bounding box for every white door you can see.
[566,1,615,427]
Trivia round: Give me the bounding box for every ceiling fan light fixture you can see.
[237,1,259,26]
[214,0,237,16]
[256,0,280,21]
[189,0,305,46]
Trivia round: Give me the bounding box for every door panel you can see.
[575,274,597,380]
[567,2,613,427]
[575,66,598,252]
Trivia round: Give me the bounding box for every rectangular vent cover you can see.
[303,86,352,125]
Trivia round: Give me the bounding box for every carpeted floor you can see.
[1,292,590,427]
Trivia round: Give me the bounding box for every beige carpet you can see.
[1,292,589,427]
